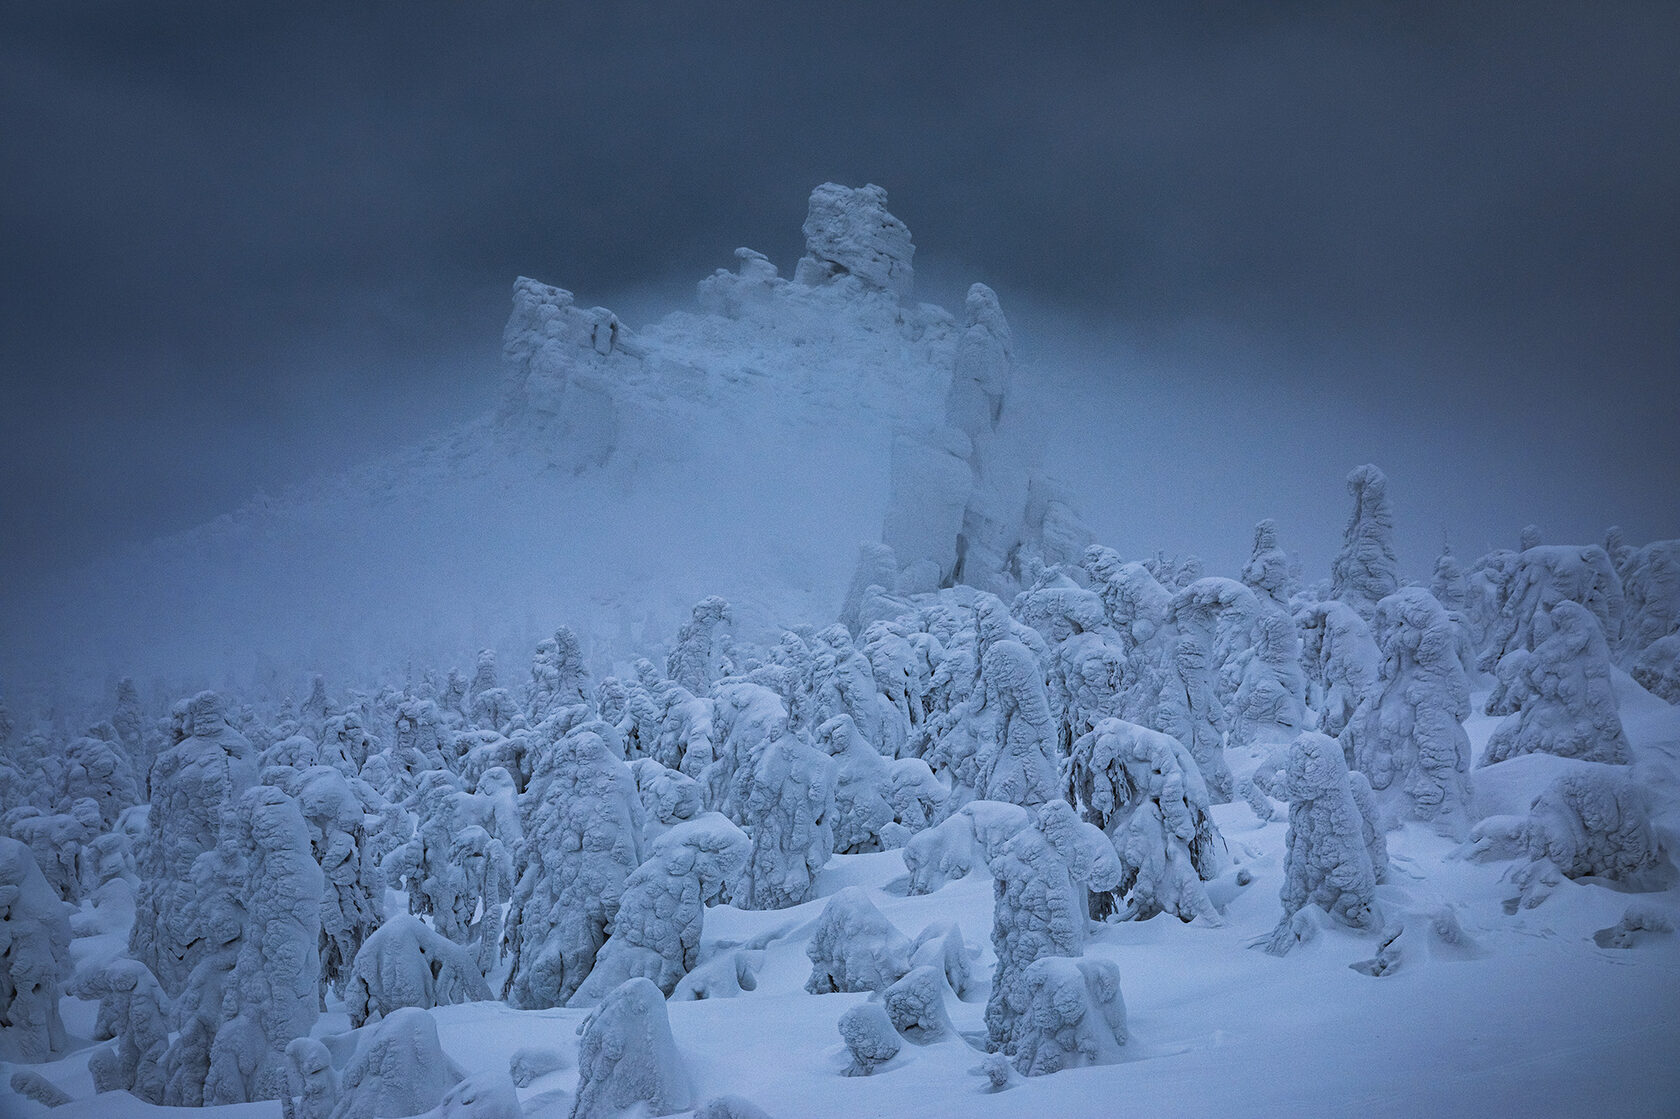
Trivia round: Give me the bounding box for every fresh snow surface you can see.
[6,674,1678,1118]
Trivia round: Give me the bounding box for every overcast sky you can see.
[3,1,1676,588]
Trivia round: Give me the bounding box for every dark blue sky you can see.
[3,1,1677,587]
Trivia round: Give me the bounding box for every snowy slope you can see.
[8,674,1678,1117]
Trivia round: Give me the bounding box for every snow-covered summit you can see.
[5,184,1073,700]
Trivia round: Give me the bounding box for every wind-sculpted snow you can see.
[1070,719,1222,922]
[1344,588,1474,836]
[570,977,692,1119]
[131,691,256,999]
[344,915,492,1027]
[506,722,644,1008]
[573,813,749,1004]
[883,964,957,1042]
[0,837,71,1064]
[668,597,732,698]
[818,714,944,854]
[1264,732,1384,954]
[900,799,1032,896]
[1480,600,1630,766]
[1330,464,1399,620]
[804,887,912,994]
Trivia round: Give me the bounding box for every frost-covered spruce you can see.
[344,914,492,1027]
[1295,599,1380,738]
[113,677,153,796]
[629,757,704,845]
[1230,610,1309,751]
[1070,719,1222,922]
[1521,768,1663,885]
[1083,546,1173,660]
[707,680,790,821]
[1619,539,1680,658]
[505,721,645,1008]
[1330,464,1399,621]
[75,959,169,1102]
[7,799,100,905]
[984,800,1120,1054]
[884,964,957,1041]
[668,595,731,696]
[572,812,749,1004]
[61,732,139,829]
[810,624,906,759]
[0,837,72,1064]
[1480,600,1631,766]
[974,625,1060,808]
[131,690,257,998]
[737,729,834,910]
[805,887,912,994]
[526,625,591,724]
[1154,635,1233,803]
[1479,544,1625,680]
[1631,635,1680,704]
[570,977,692,1119]
[202,786,323,1104]
[900,799,1031,895]
[1265,732,1383,953]
[1343,588,1474,836]
[293,765,385,999]
[1006,956,1126,1076]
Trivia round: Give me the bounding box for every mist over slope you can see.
[3,186,1055,704]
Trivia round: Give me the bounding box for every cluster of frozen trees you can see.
[2,456,1675,1107]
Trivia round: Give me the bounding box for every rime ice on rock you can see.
[1070,719,1223,922]
[794,182,915,299]
[1480,600,1631,766]
[498,276,631,471]
[0,837,72,1064]
[573,813,750,1004]
[1264,732,1384,954]
[570,977,692,1119]
[131,691,257,999]
[1343,588,1474,836]
[1330,465,1399,621]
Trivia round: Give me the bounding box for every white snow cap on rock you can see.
[794,182,915,299]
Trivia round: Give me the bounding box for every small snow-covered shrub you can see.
[332,1006,464,1119]
[805,887,912,994]
[1522,769,1664,885]
[1006,956,1126,1076]
[883,965,955,1042]
[344,915,492,1028]
[76,959,169,1102]
[570,977,692,1119]
[839,1003,901,1076]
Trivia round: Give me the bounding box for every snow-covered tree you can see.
[572,813,749,1003]
[0,837,71,1063]
[1330,464,1398,620]
[131,690,257,998]
[838,1003,901,1076]
[737,730,833,910]
[984,800,1120,1055]
[1518,768,1664,890]
[332,1007,466,1119]
[1479,544,1625,679]
[1343,588,1474,836]
[668,595,730,696]
[901,800,1032,896]
[75,959,169,1103]
[344,914,493,1028]
[1006,956,1126,1076]
[1296,599,1380,738]
[505,721,644,1008]
[293,765,384,999]
[1480,600,1631,766]
[1263,732,1384,954]
[1618,539,1680,658]
[527,626,591,724]
[1154,635,1233,803]
[570,977,692,1119]
[1070,719,1222,922]
[974,629,1060,808]
[804,887,912,994]
[201,786,323,1105]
